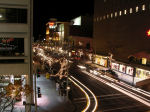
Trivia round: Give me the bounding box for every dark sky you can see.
[33,0,94,40]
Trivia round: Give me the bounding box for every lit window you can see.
[103,16,106,19]
[130,8,133,13]
[119,11,122,16]
[136,6,139,12]
[111,13,113,18]
[97,17,99,21]
[115,12,117,17]
[124,9,127,15]
[107,14,109,18]
[0,14,2,18]
[142,4,145,11]
[100,17,102,21]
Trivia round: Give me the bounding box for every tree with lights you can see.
[0,79,32,112]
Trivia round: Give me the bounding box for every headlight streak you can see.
[70,76,98,112]
[68,77,90,112]
[82,70,150,107]
[85,68,150,98]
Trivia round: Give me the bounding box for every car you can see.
[105,69,118,79]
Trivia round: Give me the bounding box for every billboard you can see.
[72,16,81,26]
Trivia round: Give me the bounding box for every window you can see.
[107,14,109,19]
[136,6,139,12]
[142,4,145,11]
[0,59,24,63]
[115,12,117,17]
[0,38,24,56]
[100,17,102,21]
[124,9,127,15]
[129,8,133,13]
[119,11,122,16]
[111,13,113,18]
[0,8,27,23]
[103,16,106,19]
[97,17,99,21]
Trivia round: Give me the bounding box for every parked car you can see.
[105,69,119,80]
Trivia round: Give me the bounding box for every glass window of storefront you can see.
[119,64,126,73]
[0,38,24,56]
[126,66,134,76]
[136,68,150,80]
[111,62,119,71]
[94,55,108,67]
[0,8,27,23]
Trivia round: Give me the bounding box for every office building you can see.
[0,0,33,109]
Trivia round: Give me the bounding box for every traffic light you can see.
[146,29,150,37]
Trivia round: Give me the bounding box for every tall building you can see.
[46,19,70,46]
[93,0,150,89]
[0,0,33,110]
[93,0,150,62]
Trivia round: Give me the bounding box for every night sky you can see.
[33,0,94,40]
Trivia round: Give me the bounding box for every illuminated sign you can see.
[72,16,81,26]
[111,62,119,71]
[126,66,134,76]
[49,22,54,26]
[119,64,126,73]
[49,22,56,29]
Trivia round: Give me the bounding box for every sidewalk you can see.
[13,74,74,112]
[35,74,74,112]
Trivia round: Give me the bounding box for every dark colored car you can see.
[105,69,119,80]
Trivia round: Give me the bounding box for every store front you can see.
[134,68,150,83]
[94,55,108,67]
[111,61,135,85]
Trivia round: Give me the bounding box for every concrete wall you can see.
[0,23,27,33]
[0,63,29,75]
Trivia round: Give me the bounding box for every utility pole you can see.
[66,59,69,100]
[34,73,37,112]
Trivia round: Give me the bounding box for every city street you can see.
[69,63,150,112]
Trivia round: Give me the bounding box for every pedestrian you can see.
[56,82,59,91]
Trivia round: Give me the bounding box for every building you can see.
[94,0,150,61]
[0,0,33,110]
[45,18,70,46]
[69,15,93,48]
[93,0,150,89]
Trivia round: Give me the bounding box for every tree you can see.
[0,79,32,112]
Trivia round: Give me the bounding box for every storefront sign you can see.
[119,64,126,73]
[111,62,119,71]
[126,66,134,76]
